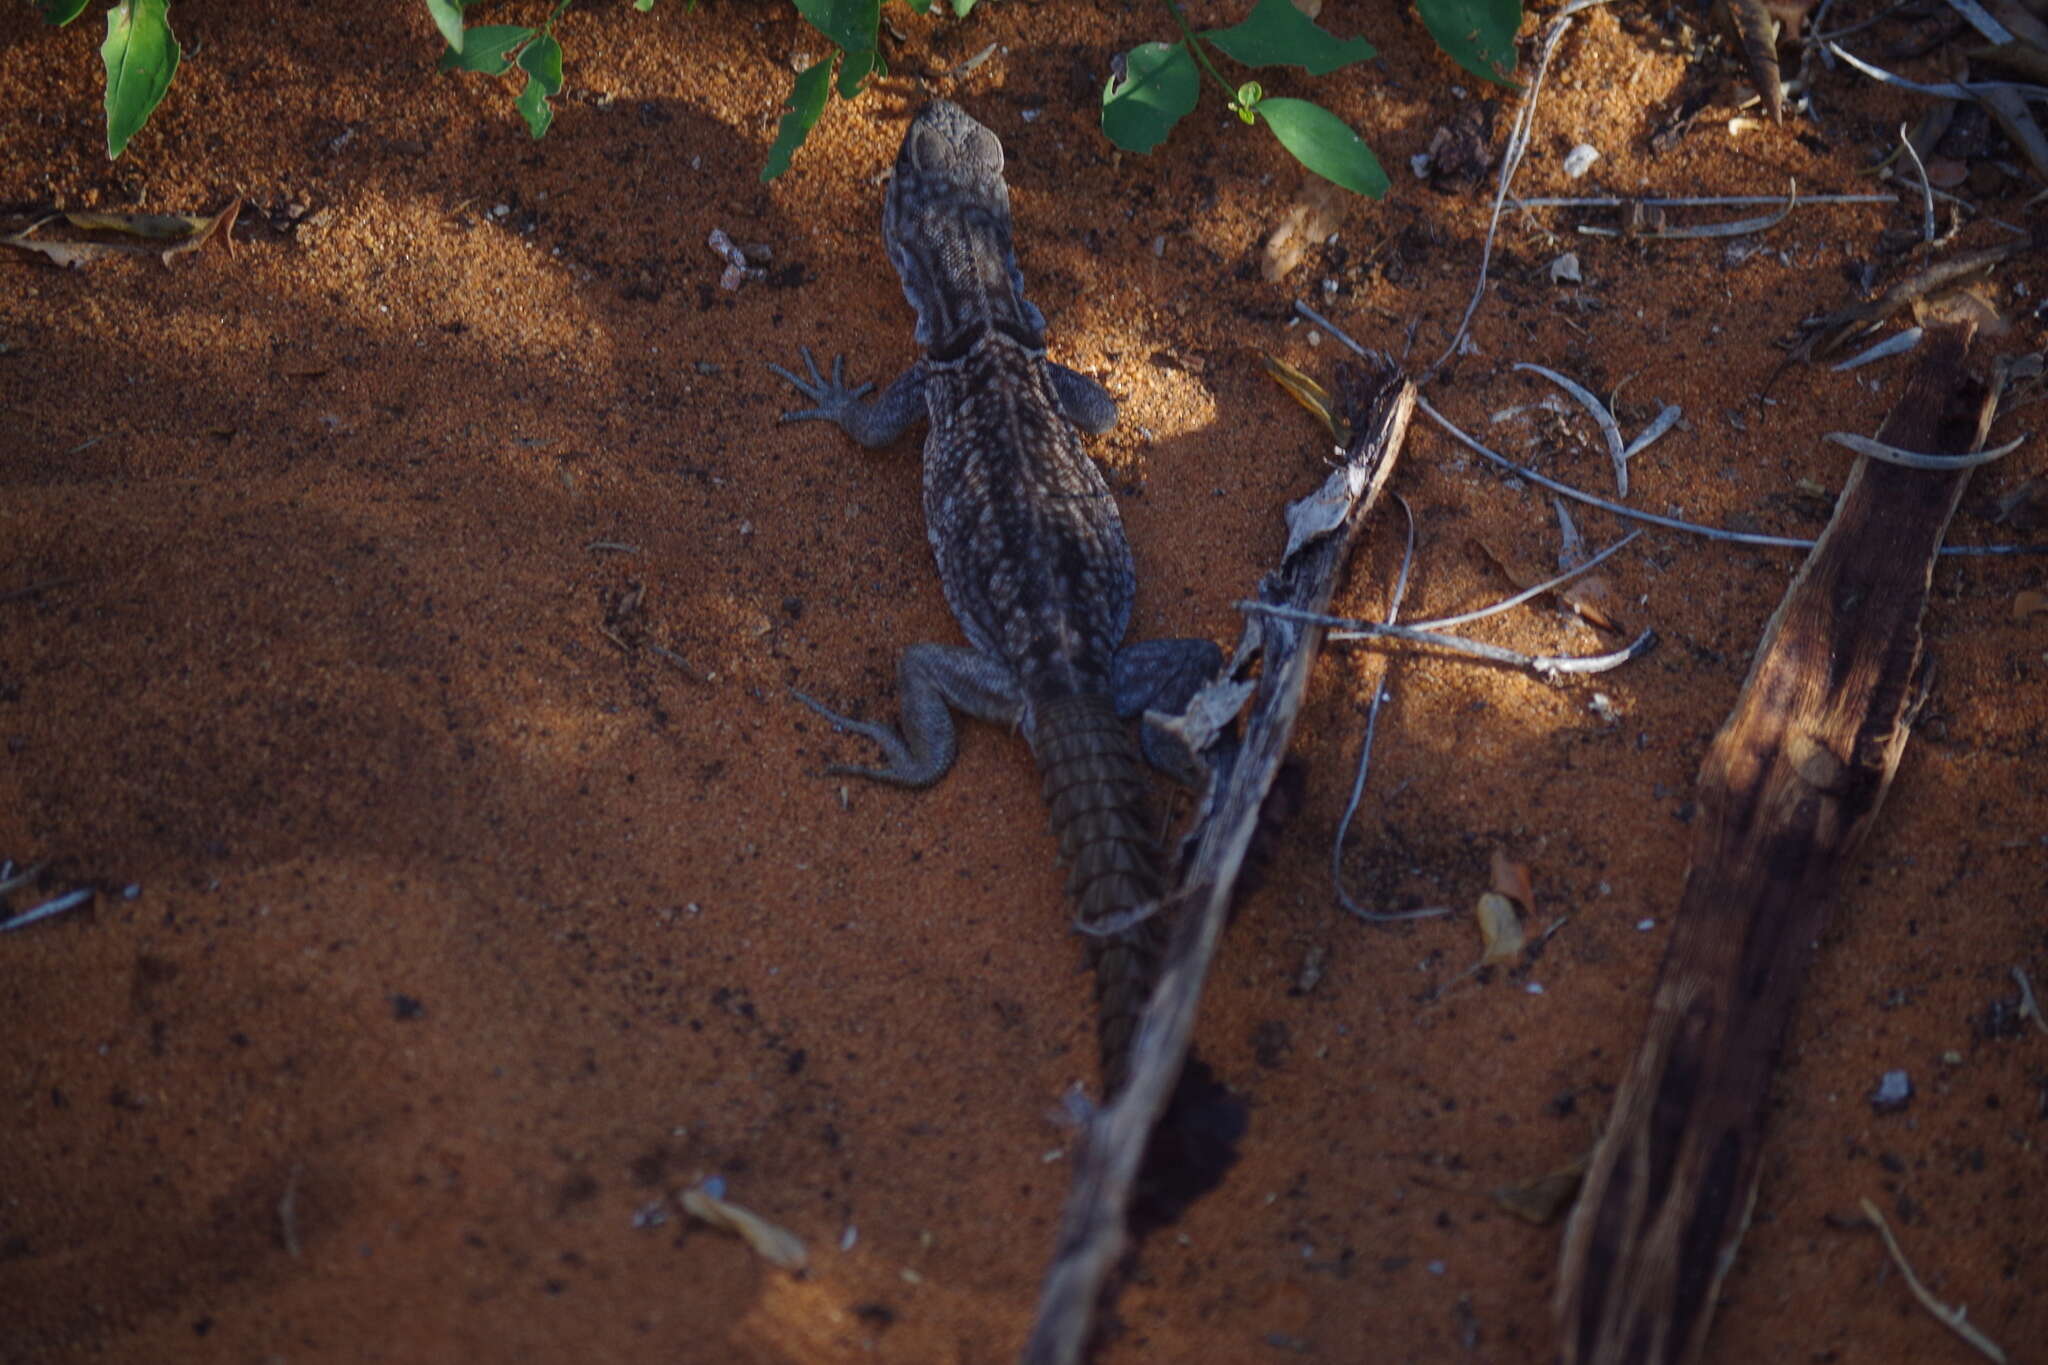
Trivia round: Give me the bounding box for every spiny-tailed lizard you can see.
[770,100,1219,1096]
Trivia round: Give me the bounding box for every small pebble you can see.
[1636,917,1656,931]
[1869,1069,1913,1114]
[1563,143,1600,178]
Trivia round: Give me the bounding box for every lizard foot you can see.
[792,689,928,786]
[767,346,873,424]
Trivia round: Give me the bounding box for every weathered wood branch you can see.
[1021,357,1415,1365]
[1553,323,1998,1365]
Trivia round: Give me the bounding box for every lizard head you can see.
[883,101,1047,352]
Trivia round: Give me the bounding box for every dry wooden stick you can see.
[1553,323,1998,1365]
[1021,356,1416,1365]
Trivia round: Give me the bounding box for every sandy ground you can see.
[1,3,2042,1362]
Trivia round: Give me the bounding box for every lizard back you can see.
[884,102,1162,1091]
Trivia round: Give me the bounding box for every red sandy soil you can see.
[1,3,2042,1363]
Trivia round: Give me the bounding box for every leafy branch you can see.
[1103,0,1523,199]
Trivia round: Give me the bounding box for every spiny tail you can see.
[1032,692,1165,1097]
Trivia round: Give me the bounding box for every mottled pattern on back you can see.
[923,343,1134,706]
[773,100,1222,1098]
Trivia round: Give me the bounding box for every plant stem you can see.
[1165,0,1238,99]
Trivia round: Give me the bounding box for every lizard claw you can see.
[769,346,874,423]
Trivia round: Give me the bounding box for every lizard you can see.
[770,100,1220,1098]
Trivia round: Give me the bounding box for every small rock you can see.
[1549,252,1582,285]
[1563,143,1599,179]
[1869,1069,1913,1114]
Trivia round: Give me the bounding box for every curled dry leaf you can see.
[1261,181,1346,283]
[0,199,240,268]
[1488,848,1533,910]
[680,1184,808,1271]
[1475,892,1526,965]
[64,209,214,238]
[1471,536,1624,635]
[1493,1151,1589,1225]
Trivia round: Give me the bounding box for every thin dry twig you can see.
[1583,183,1804,240]
[1833,327,1925,372]
[0,862,46,897]
[1515,193,1892,208]
[1858,1197,2009,1364]
[1245,602,1655,677]
[1621,407,1681,463]
[1824,431,2026,469]
[2014,965,2047,1036]
[1419,396,1812,548]
[1897,123,1938,244]
[1515,363,1630,496]
[1431,0,1619,377]
[647,642,699,678]
[1330,497,1445,924]
[1415,531,1640,631]
[1829,41,2048,100]
[0,887,93,932]
[1419,397,2048,556]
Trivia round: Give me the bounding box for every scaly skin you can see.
[771,102,1216,1096]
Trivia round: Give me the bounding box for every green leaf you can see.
[761,57,834,182]
[515,32,563,138]
[101,0,180,160]
[634,0,656,9]
[1204,0,1375,76]
[1416,0,1521,87]
[950,0,976,14]
[905,0,932,13]
[424,0,465,52]
[36,0,93,25]
[1255,97,1388,197]
[837,47,879,99]
[1101,42,1198,155]
[792,0,878,58]
[439,24,532,74]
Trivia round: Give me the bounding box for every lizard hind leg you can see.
[1112,637,1226,783]
[795,642,1022,788]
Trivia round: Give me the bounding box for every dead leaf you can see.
[1471,534,1623,635]
[2014,589,2048,619]
[1476,892,1526,965]
[1261,181,1345,283]
[63,210,212,239]
[1,199,241,268]
[1912,284,2008,337]
[0,222,139,268]
[159,199,241,263]
[1488,849,1533,910]
[1922,157,1970,190]
[1261,354,1345,443]
[680,1184,807,1271]
[1493,1152,1589,1225]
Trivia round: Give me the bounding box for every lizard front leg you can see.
[796,643,1023,787]
[1046,362,1118,436]
[770,346,927,449]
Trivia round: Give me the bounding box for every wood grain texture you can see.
[1554,324,1997,1365]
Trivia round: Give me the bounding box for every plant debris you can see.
[1858,1197,2009,1364]
[680,1181,807,1271]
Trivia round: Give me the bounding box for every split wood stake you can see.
[1553,323,1999,1365]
